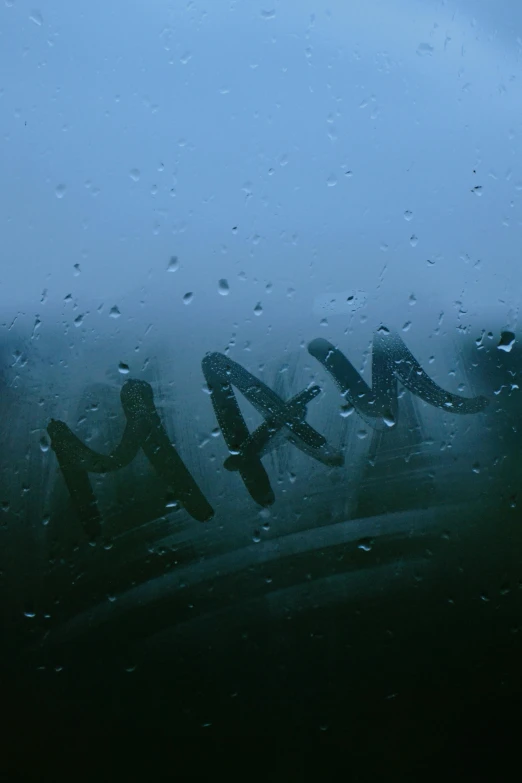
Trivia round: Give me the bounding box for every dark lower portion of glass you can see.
[3,601,522,772]
[3,499,522,771]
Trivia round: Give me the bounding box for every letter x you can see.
[201,352,343,506]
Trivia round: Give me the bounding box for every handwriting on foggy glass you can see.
[47,328,489,540]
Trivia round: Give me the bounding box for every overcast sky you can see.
[1,0,522,357]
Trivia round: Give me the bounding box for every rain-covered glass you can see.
[2,0,521,768]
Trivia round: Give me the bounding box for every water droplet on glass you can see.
[327,174,337,187]
[167,255,179,272]
[39,436,49,453]
[383,412,396,428]
[24,609,36,618]
[118,362,130,375]
[254,302,263,316]
[410,234,418,247]
[472,462,480,473]
[472,185,482,196]
[109,306,121,319]
[129,168,140,182]
[402,321,411,331]
[73,263,81,276]
[55,184,66,199]
[183,292,194,305]
[340,403,354,418]
[357,538,374,552]
[252,530,261,543]
[74,314,84,327]
[29,9,43,26]
[498,331,515,352]
[218,279,229,296]
[261,8,275,18]
[404,210,413,221]
[357,430,368,440]
[417,42,434,56]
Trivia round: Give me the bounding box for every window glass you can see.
[2,0,521,763]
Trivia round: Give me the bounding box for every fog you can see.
[1,0,521,333]
[2,1,522,749]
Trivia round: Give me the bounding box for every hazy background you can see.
[1,0,522,332]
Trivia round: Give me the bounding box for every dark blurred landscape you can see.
[1,324,522,773]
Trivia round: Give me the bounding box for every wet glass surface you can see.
[2,0,522,770]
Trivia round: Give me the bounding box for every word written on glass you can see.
[47,328,489,540]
